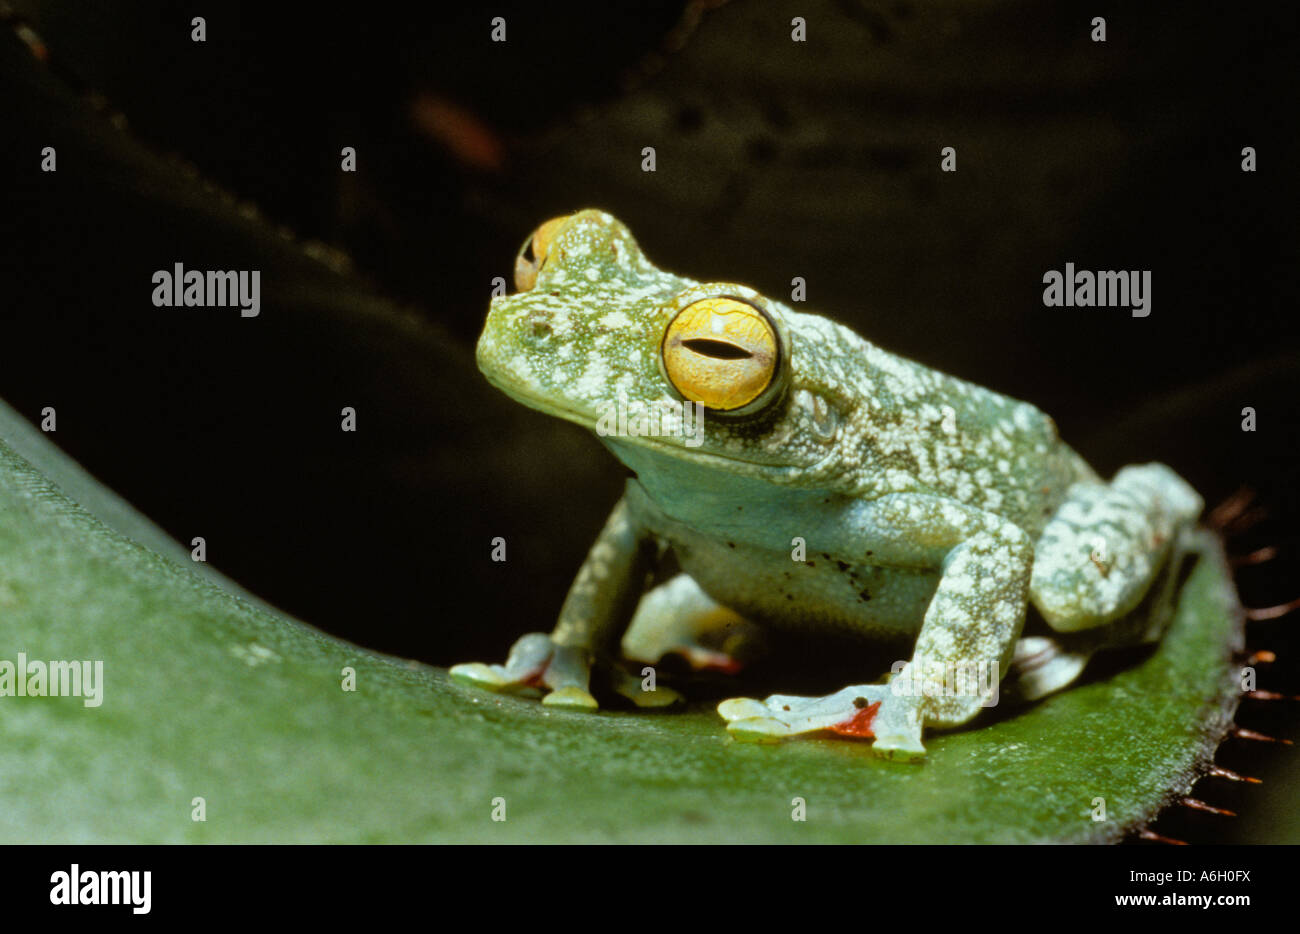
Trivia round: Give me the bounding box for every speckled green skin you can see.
[456,210,1203,759]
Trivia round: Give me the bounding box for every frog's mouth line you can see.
[481,369,818,479]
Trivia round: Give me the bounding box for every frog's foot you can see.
[718,685,926,760]
[450,633,598,710]
[1007,636,1091,702]
[622,574,755,675]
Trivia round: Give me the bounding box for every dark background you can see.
[1,1,1296,841]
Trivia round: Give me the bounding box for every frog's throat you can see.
[483,371,830,481]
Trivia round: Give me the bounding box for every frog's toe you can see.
[607,667,684,708]
[626,683,685,708]
[448,662,517,691]
[541,686,599,709]
[869,732,927,761]
[717,697,774,722]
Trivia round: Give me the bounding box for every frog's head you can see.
[477,210,857,485]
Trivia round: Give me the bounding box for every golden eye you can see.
[662,298,780,411]
[513,215,570,291]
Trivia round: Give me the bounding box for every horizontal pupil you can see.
[682,338,753,360]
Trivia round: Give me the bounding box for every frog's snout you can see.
[476,298,555,382]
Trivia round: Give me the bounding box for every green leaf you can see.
[0,400,1243,843]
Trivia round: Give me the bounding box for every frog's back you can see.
[786,309,1095,535]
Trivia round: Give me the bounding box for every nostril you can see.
[528,312,552,338]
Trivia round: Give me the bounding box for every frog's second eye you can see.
[662,298,780,412]
[514,215,570,291]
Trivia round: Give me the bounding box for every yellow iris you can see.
[662,298,779,411]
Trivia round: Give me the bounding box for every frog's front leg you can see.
[720,495,1032,760]
[451,496,677,709]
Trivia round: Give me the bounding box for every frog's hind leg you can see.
[1010,536,1197,701]
[621,574,757,677]
[1030,464,1202,634]
[1019,464,1204,699]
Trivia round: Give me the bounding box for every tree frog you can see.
[452,210,1203,760]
